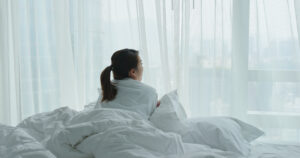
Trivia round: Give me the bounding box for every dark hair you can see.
[100,49,139,102]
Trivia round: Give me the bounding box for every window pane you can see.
[248,82,300,113]
[248,0,300,70]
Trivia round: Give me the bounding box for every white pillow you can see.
[149,90,187,132]
[182,117,264,156]
[149,90,264,156]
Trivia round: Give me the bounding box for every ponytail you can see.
[100,48,139,102]
[100,66,117,102]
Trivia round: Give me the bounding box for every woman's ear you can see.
[128,68,137,80]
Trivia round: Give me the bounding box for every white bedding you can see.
[250,142,300,158]
[150,91,264,156]
[172,143,300,158]
[0,106,299,158]
[0,124,56,158]
[45,108,238,158]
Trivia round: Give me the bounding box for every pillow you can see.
[149,90,264,156]
[181,117,265,156]
[149,90,187,132]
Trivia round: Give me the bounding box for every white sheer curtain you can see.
[0,0,140,125]
[1,0,300,142]
[247,0,300,142]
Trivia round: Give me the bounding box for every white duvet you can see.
[49,108,241,158]
[0,124,55,158]
[2,106,300,158]
[11,107,239,158]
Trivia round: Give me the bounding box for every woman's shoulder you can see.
[134,80,157,94]
[117,78,157,95]
[141,83,157,96]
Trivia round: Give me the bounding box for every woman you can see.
[95,49,158,119]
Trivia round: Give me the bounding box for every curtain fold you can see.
[52,0,80,108]
[187,0,233,117]
[0,0,22,125]
[231,0,249,119]
[294,0,300,46]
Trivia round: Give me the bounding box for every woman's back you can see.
[98,49,158,119]
[97,78,157,119]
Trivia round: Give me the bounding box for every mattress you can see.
[249,142,300,158]
[177,142,300,158]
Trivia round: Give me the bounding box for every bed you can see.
[0,107,299,158]
[1,91,300,158]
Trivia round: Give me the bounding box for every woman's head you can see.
[100,49,143,102]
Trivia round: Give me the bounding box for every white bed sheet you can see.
[173,142,300,158]
[249,142,300,158]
